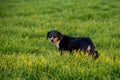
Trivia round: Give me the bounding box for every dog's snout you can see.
[51,39,54,42]
[50,37,54,42]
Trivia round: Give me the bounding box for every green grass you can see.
[0,0,120,79]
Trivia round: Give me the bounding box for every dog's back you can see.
[68,37,93,50]
[68,37,98,59]
[59,35,75,51]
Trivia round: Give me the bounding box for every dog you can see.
[46,30,99,59]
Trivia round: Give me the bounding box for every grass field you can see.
[0,0,120,80]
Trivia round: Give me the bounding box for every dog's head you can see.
[46,30,63,43]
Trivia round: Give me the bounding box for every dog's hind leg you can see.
[86,45,91,55]
[69,49,73,55]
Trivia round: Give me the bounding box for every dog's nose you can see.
[51,39,53,42]
[51,39,54,42]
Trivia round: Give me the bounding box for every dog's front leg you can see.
[59,49,63,55]
[60,50,63,55]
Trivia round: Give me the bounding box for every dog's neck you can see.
[54,40,60,48]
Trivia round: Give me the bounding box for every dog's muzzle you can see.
[50,37,54,43]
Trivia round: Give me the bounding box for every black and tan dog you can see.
[46,30,98,59]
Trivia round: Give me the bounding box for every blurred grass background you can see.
[0,0,120,79]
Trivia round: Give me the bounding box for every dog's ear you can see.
[60,34,63,40]
[46,32,49,40]
[57,32,63,40]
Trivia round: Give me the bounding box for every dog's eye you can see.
[54,35,57,38]
[49,34,52,37]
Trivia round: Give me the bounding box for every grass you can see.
[0,0,120,79]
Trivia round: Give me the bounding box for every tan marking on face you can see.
[53,37,59,43]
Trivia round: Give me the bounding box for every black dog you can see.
[47,30,98,59]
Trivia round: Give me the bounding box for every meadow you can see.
[0,0,120,79]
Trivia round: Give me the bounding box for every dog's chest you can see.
[54,40,60,48]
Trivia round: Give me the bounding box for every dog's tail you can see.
[93,49,99,59]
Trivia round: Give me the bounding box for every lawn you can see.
[0,0,120,80]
